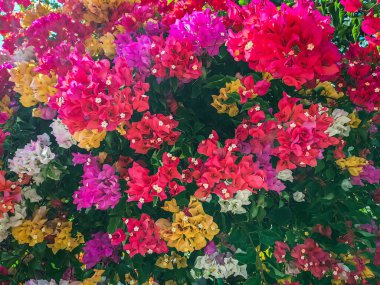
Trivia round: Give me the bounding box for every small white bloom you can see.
[341,179,353,191]
[293,191,305,202]
[277,169,294,182]
[325,109,351,137]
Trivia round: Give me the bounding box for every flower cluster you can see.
[191,242,247,280]
[50,118,76,149]
[0,170,22,218]
[12,207,53,246]
[275,239,330,279]
[168,9,227,56]
[0,0,380,283]
[72,154,121,210]
[218,189,252,214]
[227,0,340,89]
[115,34,153,79]
[155,251,188,270]
[211,79,241,117]
[192,129,284,199]
[51,55,149,138]
[124,113,180,154]
[47,221,84,254]
[344,44,380,112]
[273,94,339,170]
[25,13,89,57]
[336,156,368,176]
[126,153,184,208]
[157,197,219,252]
[82,232,119,269]
[9,62,58,108]
[150,36,203,83]
[122,213,168,257]
[8,134,55,184]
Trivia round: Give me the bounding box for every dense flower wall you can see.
[0,0,380,284]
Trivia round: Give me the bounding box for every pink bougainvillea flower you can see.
[109,228,126,246]
[362,14,380,46]
[340,0,362,12]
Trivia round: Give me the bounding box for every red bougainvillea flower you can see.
[193,131,282,199]
[108,228,126,246]
[291,238,331,279]
[150,35,203,83]
[344,44,380,112]
[123,213,168,257]
[274,241,290,263]
[312,224,332,238]
[227,0,341,89]
[126,153,184,208]
[124,112,180,154]
[238,76,270,104]
[0,171,22,218]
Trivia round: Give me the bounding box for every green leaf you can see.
[244,275,261,285]
[234,247,256,264]
[268,207,292,226]
[259,229,281,246]
[321,192,335,201]
[315,160,325,174]
[352,24,360,42]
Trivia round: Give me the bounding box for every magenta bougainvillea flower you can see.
[169,8,227,56]
[83,232,120,269]
[72,155,121,210]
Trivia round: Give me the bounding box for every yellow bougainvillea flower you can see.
[81,0,125,23]
[47,221,84,254]
[9,62,57,107]
[336,156,368,176]
[262,72,273,82]
[116,121,127,136]
[156,253,175,270]
[211,79,241,117]
[317,81,344,99]
[348,111,362,128]
[9,62,38,107]
[157,197,219,252]
[85,37,103,57]
[82,269,105,285]
[0,95,14,116]
[155,251,188,270]
[100,33,116,59]
[340,254,375,280]
[124,273,138,285]
[12,207,53,246]
[162,199,180,213]
[30,73,58,103]
[85,33,116,59]
[22,3,51,28]
[73,129,107,150]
